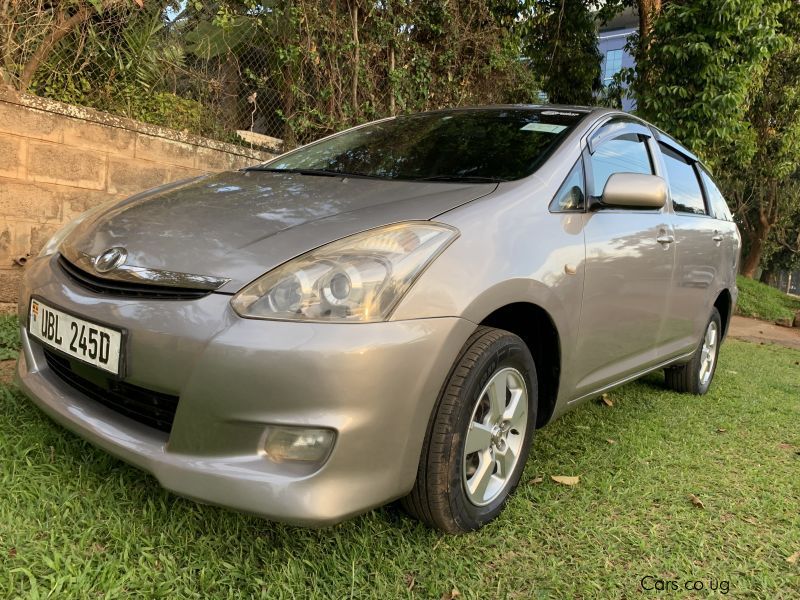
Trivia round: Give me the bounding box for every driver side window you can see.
[590,133,654,196]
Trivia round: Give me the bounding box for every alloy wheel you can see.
[462,367,528,506]
[698,321,719,387]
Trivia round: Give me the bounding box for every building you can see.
[598,8,637,111]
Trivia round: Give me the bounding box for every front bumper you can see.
[16,255,474,525]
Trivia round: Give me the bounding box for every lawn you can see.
[736,275,800,323]
[0,317,798,599]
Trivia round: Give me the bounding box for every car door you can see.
[698,165,741,308]
[656,142,722,352]
[572,120,676,398]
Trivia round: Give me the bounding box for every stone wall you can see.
[0,87,277,305]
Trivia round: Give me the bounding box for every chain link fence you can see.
[0,1,538,151]
[1,1,288,151]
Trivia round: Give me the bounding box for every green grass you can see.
[736,275,800,323]
[1,320,799,598]
[0,313,20,360]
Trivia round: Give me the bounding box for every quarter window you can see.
[590,133,653,196]
[551,160,585,212]
[699,168,733,221]
[660,144,707,215]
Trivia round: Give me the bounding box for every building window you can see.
[602,49,623,85]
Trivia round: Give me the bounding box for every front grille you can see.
[58,255,211,300]
[43,348,179,433]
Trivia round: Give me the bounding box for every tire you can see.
[402,326,537,533]
[664,307,722,395]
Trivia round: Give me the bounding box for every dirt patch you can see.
[728,316,800,351]
[0,359,17,384]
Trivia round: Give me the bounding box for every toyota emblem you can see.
[94,247,128,273]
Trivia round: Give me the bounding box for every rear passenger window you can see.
[660,144,707,215]
[551,160,585,212]
[699,168,733,221]
[591,134,653,195]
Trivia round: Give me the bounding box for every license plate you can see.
[29,299,123,375]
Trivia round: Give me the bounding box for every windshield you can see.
[257,108,586,182]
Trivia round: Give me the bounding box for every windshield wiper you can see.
[417,175,505,183]
[243,167,342,177]
[244,167,396,180]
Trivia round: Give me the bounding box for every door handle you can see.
[712,232,723,243]
[656,233,675,245]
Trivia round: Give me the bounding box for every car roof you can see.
[405,104,603,116]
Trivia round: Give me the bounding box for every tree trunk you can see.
[638,0,662,48]
[350,2,359,118]
[388,45,395,115]
[1,0,14,84]
[742,180,780,278]
[759,269,773,285]
[19,5,91,91]
[281,61,296,147]
[741,220,771,278]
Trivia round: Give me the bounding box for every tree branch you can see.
[19,4,91,91]
[350,1,359,118]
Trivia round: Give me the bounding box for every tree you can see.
[181,0,541,144]
[2,0,145,91]
[620,0,800,278]
[717,2,800,277]
[522,0,602,105]
[632,0,785,165]
[758,183,800,284]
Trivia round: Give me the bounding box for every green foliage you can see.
[0,314,20,361]
[116,90,213,133]
[630,1,800,276]
[522,0,602,105]
[25,2,223,135]
[184,15,256,59]
[735,275,800,322]
[633,0,786,168]
[173,0,543,144]
[8,1,542,145]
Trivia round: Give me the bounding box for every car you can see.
[17,106,740,533]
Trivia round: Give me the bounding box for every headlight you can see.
[38,200,118,258]
[230,221,458,322]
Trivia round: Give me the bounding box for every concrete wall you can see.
[0,87,276,305]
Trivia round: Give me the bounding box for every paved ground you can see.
[728,315,800,350]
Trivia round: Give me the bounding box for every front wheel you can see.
[664,307,722,395]
[402,327,537,533]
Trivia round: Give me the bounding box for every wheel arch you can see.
[714,288,733,340]
[478,302,561,429]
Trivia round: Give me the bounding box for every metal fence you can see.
[1,1,289,150]
[773,270,800,296]
[0,1,537,151]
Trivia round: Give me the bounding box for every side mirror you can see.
[592,173,667,210]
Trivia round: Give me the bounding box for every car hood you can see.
[62,171,496,292]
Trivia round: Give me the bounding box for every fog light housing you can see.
[263,426,335,463]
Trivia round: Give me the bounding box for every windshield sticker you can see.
[541,110,580,117]
[521,123,568,133]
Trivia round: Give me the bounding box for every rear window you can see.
[699,168,733,221]
[660,144,707,215]
[263,109,585,182]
